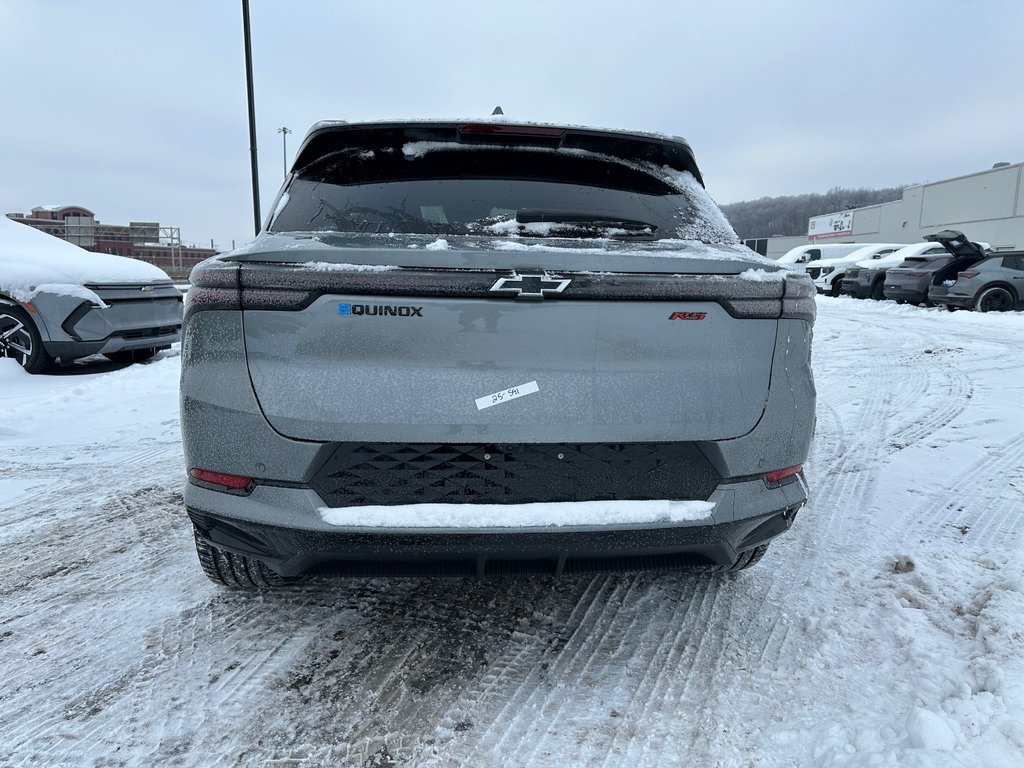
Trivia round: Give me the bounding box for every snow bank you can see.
[319,499,715,528]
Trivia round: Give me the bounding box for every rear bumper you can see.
[184,474,808,577]
[840,279,872,298]
[883,286,926,303]
[189,503,801,577]
[928,291,974,308]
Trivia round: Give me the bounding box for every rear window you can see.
[899,255,951,268]
[269,146,738,244]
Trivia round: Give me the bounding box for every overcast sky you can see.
[2,0,1022,249]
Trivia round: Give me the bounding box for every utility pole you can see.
[277,127,292,178]
[242,0,261,236]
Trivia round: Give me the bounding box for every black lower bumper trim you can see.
[188,505,800,578]
[883,289,926,303]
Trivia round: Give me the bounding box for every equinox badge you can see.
[489,273,570,300]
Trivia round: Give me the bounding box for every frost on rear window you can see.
[273,143,740,245]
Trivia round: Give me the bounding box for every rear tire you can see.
[103,347,159,364]
[974,286,1015,312]
[870,279,886,301]
[0,305,52,374]
[193,526,294,589]
[713,543,769,572]
[829,280,843,297]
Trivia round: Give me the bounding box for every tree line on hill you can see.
[720,186,905,239]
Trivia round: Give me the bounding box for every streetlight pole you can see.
[241,0,261,236]
[277,126,292,178]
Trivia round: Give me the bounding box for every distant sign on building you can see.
[129,221,160,246]
[808,210,854,240]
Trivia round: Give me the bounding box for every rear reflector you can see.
[189,468,252,489]
[764,464,803,484]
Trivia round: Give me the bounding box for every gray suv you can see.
[180,121,816,587]
[925,230,1024,311]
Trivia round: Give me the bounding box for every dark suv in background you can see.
[883,253,954,305]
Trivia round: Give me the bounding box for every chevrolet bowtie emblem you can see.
[489,273,571,300]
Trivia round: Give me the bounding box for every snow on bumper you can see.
[318,499,717,528]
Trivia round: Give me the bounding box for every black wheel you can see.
[829,280,843,297]
[870,279,886,301]
[709,543,769,572]
[193,526,295,589]
[103,347,159,364]
[729,543,769,570]
[974,286,1015,313]
[0,304,52,374]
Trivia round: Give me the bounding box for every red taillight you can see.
[189,468,252,489]
[764,464,803,484]
[958,272,978,279]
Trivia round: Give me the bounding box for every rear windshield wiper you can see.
[515,209,658,233]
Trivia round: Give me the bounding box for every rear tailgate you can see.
[236,254,805,444]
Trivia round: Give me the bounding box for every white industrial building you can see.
[744,161,1024,259]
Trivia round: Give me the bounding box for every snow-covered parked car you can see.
[842,242,950,300]
[806,243,906,296]
[181,120,817,587]
[777,242,868,265]
[0,214,182,373]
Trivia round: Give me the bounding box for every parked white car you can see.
[778,242,871,265]
[805,243,906,295]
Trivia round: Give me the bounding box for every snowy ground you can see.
[1,297,1023,767]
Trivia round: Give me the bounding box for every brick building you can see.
[5,205,217,279]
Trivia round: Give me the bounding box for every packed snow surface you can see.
[0,214,171,302]
[2,298,1023,767]
[320,499,715,528]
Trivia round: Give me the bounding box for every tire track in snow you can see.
[613,579,732,768]
[420,576,606,764]
[460,575,631,764]
[888,429,1024,548]
[0,443,181,530]
[246,577,560,767]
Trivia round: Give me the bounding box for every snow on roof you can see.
[0,216,171,303]
[855,242,945,268]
